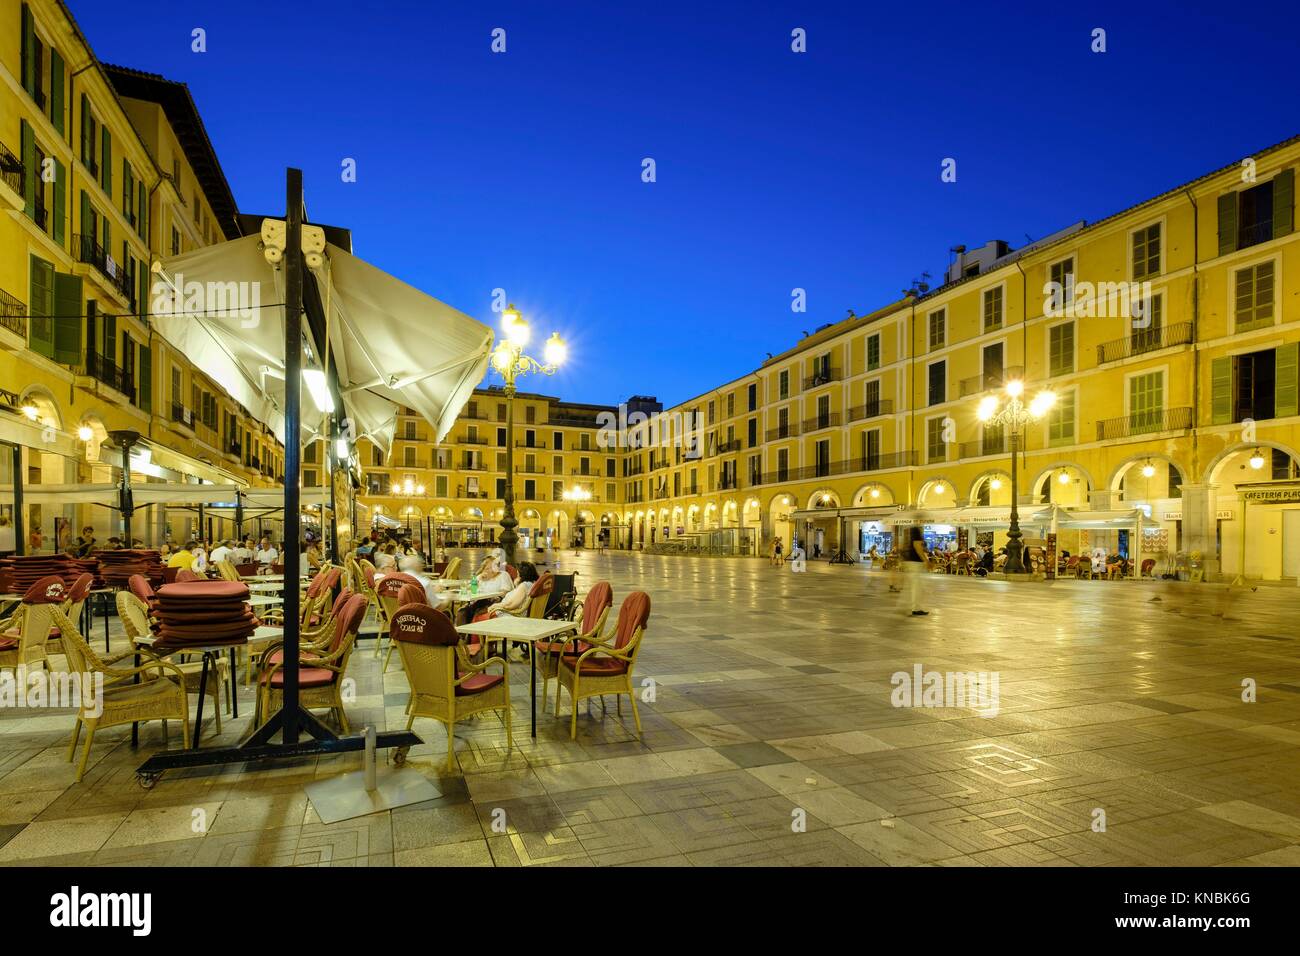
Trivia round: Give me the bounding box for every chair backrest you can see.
[216,560,240,582]
[391,604,459,698]
[1141,558,1156,574]
[527,572,554,618]
[328,592,370,656]
[397,582,427,607]
[580,581,613,638]
[612,591,651,653]
[44,605,107,694]
[375,572,420,622]
[176,568,204,582]
[441,557,461,580]
[63,573,94,620]
[11,575,68,664]
[128,573,156,606]
[116,591,151,643]
[330,587,356,617]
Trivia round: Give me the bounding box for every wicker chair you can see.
[49,606,190,782]
[482,572,553,659]
[382,582,428,673]
[0,575,70,674]
[440,557,462,580]
[43,572,93,663]
[255,592,368,731]
[372,572,421,659]
[554,592,650,739]
[391,603,511,772]
[215,559,241,582]
[117,591,228,735]
[535,581,612,712]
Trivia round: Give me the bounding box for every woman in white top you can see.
[191,545,208,574]
[483,562,538,617]
[474,553,513,596]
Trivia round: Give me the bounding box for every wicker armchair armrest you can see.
[453,643,508,678]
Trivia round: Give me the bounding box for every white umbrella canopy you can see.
[150,227,493,452]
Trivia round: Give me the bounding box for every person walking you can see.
[899,526,931,616]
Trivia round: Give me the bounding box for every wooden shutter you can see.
[79,189,90,253]
[28,256,55,358]
[101,127,111,193]
[1217,192,1237,257]
[20,119,35,219]
[1275,343,1299,419]
[1273,168,1294,240]
[1210,356,1233,425]
[137,182,147,245]
[53,273,83,366]
[49,49,64,135]
[20,4,36,97]
[122,158,130,216]
[52,157,65,246]
[80,94,90,165]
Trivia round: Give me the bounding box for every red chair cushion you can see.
[0,637,17,651]
[537,639,588,655]
[397,583,426,608]
[562,654,628,676]
[264,649,322,665]
[157,581,250,600]
[22,575,69,605]
[264,666,336,688]
[375,573,420,599]
[66,573,93,603]
[613,592,651,649]
[456,672,504,696]
[580,582,613,634]
[391,604,458,646]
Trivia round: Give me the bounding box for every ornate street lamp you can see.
[491,304,567,565]
[976,380,1055,574]
[389,477,426,536]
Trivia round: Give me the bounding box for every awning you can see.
[150,229,493,450]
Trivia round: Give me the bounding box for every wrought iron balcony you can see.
[861,450,917,472]
[0,143,25,202]
[1096,407,1193,441]
[170,402,194,429]
[765,422,799,441]
[959,435,1007,459]
[803,368,841,389]
[73,233,133,301]
[1096,322,1193,365]
[847,399,893,422]
[801,412,841,433]
[0,287,26,341]
[82,350,133,397]
[958,366,1024,398]
[457,435,488,445]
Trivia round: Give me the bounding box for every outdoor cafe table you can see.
[247,594,283,608]
[455,616,579,738]
[131,633,243,748]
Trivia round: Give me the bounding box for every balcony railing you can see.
[803,368,841,389]
[1096,407,1193,441]
[549,414,600,428]
[765,422,799,442]
[170,402,194,429]
[847,399,893,422]
[958,366,1024,398]
[1096,322,1193,365]
[1238,220,1274,250]
[82,350,134,397]
[0,142,22,198]
[73,234,133,301]
[0,287,26,340]
[457,435,487,445]
[801,412,840,433]
[718,438,743,453]
[862,451,917,472]
[959,435,1007,459]
[515,439,548,449]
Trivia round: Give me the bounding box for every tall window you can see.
[776,448,789,482]
[928,309,945,351]
[1128,371,1165,433]
[1048,323,1074,377]
[1049,390,1075,446]
[778,369,789,400]
[1234,262,1275,331]
[777,406,790,438]
[982,287,1003,332]
[927,361,946,406]
[926,418,946,462]
[1131,294,1163,353]
[747,417,757,447]
[866,333,881,371]
[1132,223,1161,279]
[864,378,880,415]
[1048,257,1075,313]
[747,382,757,410]
[863,429,880,470]
[815,439,830,477]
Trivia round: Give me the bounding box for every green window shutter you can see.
[49,49,65,136]
[1210,356,1233,425]
[1275,343,1299,419]
[20,119,35,219]
[53,274,83,366]
[139,340,153,413]
[103,218,110,257]
[101,128,111,194]
[1272,169,1294,240]
[28,255,55,358]
[52,157,65,246]
[138,182,147,244]
[79,189,90,252]
[122,159,129,216]
[1217,192,1237,257]
[20,4,36,97]
[80,94,90,165]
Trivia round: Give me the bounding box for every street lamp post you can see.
[491,305,567,567]
[976,380,1055,574]
[562,485,592,548]
[390,477,425,546]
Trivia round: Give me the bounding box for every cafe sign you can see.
[1162,509,1236,520]
[1239,487,1300,504]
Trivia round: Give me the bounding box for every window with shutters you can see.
[747,417,757,448]
[1049,389,1076,447]
[1234,262,1275,331]
[27,255,55,359]
[403,446,415,467]
[1049,322,1075,377]
[1127,371,1164,434]
[1216,346,1297,424]
[747,383,757,410]
[928,309,945,350]
[982,287,1003,332]
[1131,223,1161,279]
[927,360,946,406]
[778,369,789,400]
[1048,257,1075,314]
[866,333,881,371]
[1131,294,1163,354]
[435,475,448,497]
[776,448,789,483]
[926,417,947,463]
[404,420,415,440]
[1236,180,1274,250]
[777,406,790,438]
[863,429,881,470]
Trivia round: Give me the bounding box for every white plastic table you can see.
[455,616,578,737]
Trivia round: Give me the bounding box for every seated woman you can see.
[478,562,539,619]
[457,551,515,624]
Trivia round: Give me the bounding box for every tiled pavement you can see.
[2,552,1300,867]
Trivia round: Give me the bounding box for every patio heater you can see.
[976,380,1055,574]
[107,429,141,544]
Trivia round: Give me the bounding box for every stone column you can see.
[1178,483,1219,576]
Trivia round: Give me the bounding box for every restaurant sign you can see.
[1239,487,1300,504]
[1162,510,1236,520]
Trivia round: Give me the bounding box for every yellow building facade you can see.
[1,0,283,550]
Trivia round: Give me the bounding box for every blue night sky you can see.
[69,0,1298,408]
